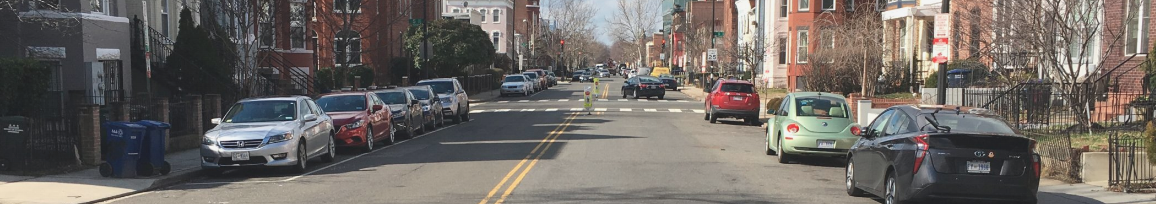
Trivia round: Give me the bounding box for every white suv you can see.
[201,96,336,174]
[416,78,471,123]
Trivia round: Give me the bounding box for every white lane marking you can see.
[559,99,570,102]
[644,109,657,112]
[517,100,530,102]
[669,109,683,113]
[470,103,485,106]
[545,108,558,112]
[538,100,550,102]
[497,101,509,103]
[522,109,535,112]
[617,99,628,101]
[595,108,607,111]
[496,109,511,112]
[678,100,690,103]
[597,99,608,102]
[470,110,485,113]
[570,108,583,111]
[620,108,632,112]
[692,109,706,113]
[657,100,669,102]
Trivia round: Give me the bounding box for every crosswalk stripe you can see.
[691,109,705,113]
[595,108,607,111]
[669,109,682,112]
[496,109,511,112]
[617,99,628,101]
[470,110,484,113]
[545,108,558,111]
[620,108,632,112]
[559,99,570,102]
[517,100,529,102]
[597,99,608,102]
[538,100,550,102]
[644,109,657,112]
[570,108,583,111]
[522,109,535,112]
[497,101,509,103]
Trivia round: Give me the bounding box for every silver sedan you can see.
[201,96,337,175]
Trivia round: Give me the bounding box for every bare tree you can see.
[607,0,661,67]
[544,0,598,71]
[314,0,413,84]
[800,2,888,95]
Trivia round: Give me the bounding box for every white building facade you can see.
[443,0,515,57]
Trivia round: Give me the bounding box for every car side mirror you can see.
[765,109,775,114]
[859,129,874,138]
[303,114,318,122]
[372,104,384,111]
[210,118,222,124]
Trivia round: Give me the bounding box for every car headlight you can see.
[392,111,406,118]
[422,105,431,112]
[440,96,453,102]
[267,133,294,144]
[202,136,215,145]
[344,119,364,129]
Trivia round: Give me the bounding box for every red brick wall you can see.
[1101,0,1154,94]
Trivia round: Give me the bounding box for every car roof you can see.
[417,78,455,83]
[319,92,367,97]
[239,95,309,102]
[786,92,847,99]
[402,85,431,90]
[717,79,753,85]
[505,74,526,77]
[372,89,407,93]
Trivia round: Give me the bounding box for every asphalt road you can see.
[106,77,881,204]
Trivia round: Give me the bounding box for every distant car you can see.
[621,76,666,99]
[846,105,1040,204]
[500,74,533,97]
[598,70,611,77]
[315,92,394,153]
[658,74,679,91]
[406,85,446,130]
[705,80,760,125]
[416,78,470,124]
[528,69,551,87]
[546,71,558,86]
[579,72,594,82]
[522,72,544,91]
[201,96,336,174]
[765,92,856,164]
[571,70,586,82]
[373,89,424,139]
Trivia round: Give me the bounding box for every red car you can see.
[704,80,761,125]
[315,92,393,153]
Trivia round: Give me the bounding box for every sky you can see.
[540,0,620,45]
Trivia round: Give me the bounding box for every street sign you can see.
[409,19,423,26]
[932,14,951,64]
[583,86,593,114]
[713,31,724,37]
[706,49,718,62]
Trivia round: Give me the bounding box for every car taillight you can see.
[850,126,861,136]
[1032,154,1042,177]
[640,84,648,88]
[659,84,666,88]
[786,123,800,133]
[912,134,930,173]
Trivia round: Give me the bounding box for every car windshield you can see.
[659,74,673,78]
[919,113,1019,135]
[794,96,850,118]
[639,77,661,83]
[408,89,431,100]
[505,76,525,82]
[374,92,408,105]
[221,100,297,123]
[416,81,455,94]
[314,95,366,112]
[523,73,538,79]
[720,83,755,93]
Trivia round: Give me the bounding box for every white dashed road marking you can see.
[644,109,657,112]
[692,109,706,113]
[620,108,632,112]
[669,109,683,113]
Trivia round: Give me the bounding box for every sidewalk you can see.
[1038,178,1156,204]
[469,89,502,103]
[0,149,203,204]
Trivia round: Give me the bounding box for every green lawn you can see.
[875,92,919,100]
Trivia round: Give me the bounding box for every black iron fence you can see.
[21,105,82,172]
[454,74,499,95]
[1109,131,1156,192]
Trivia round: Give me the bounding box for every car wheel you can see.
[461,106,471,121]
[745,118,758,126]
[362,126,374,153]
[291,141,308,173]
[777,137,791,164]
[658,95,664,100]
[404,120,416,139]
[451,111,462,124]
[765,136,776,155]
[846,159,869,197]
[633,90,640,99]
[321,131,336,162]
[885,171,908,204]
[709,109,718,124]
[385,127,396,145]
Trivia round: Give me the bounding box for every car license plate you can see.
[731,96,743,101]
[231,152,250,161]
[817,140,836,148]
[966,160,991,174]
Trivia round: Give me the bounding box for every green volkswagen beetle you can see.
[765,92,861,164]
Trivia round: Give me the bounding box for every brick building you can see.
[786,0,867,90]
[314,0,441,85]
[686,0,733,73]
[1102,0,1153,94]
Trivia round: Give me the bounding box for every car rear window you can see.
[639,77,661,83]
[315,95,367,112]
[919,113,1018,135]
[374,92,408,105]
[416,81,454,94]
[794,96,849,118]
[719,83,755,93]
[408,89,431,100]
[504,76,525,82]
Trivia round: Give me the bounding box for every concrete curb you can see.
[80,169,202,204]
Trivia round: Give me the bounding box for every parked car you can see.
[571,70,586,82]
[846,105,1040,204]
[579,72,594,82]
[201,96,336,174]
[528,69,551,87]
[416,78,470,123]
[704,80,760,125]
[501,74,534,96]
[373,89,424,138]
[764,92,856,164]
[522,72,547,91]
[658,74,679,90]
[406,85,445,130]
[621,76,666,99]
[598,70,611,77]
[315,92,393,153]
[546,71,558,86]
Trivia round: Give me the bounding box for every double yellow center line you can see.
[478,113,580,204]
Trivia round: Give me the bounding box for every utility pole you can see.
[705,0,716,90]
[422,0,430,79]
[935,0,950,105]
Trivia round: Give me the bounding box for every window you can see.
[796,30,808,63]
[799,0,810,11]
[161,0,170,37]
[492,32,501,50]
[820,31,834,49]
[845,0,854,11]
[884,112,914,135]
[452,8,461,13]
[334,0,361,13]
[493,9,501,22]
[31,0,60,10]
[91,0,111,14]
[334,30,362,65]
[778,37,788,64]
[1126,0,1150,55]
[259,1,275,48]
[480,9,487,22]
[898,20,908,61]
[870,110,895,133]
[794,96,850,118]
[821,0,834,10]
[291,3,306,49]
[780,0,788,17]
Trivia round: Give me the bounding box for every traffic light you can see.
[560,40,565,45]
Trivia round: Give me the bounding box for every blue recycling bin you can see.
[134,120,172,176]
[99,122,145,178]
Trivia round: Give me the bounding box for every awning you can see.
[881,6,941,21]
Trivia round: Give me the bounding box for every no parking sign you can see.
[583,86,594,114]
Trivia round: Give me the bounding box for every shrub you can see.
[0,58,51,117]
[924,72,939,88]
[1146,122,1156,163]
